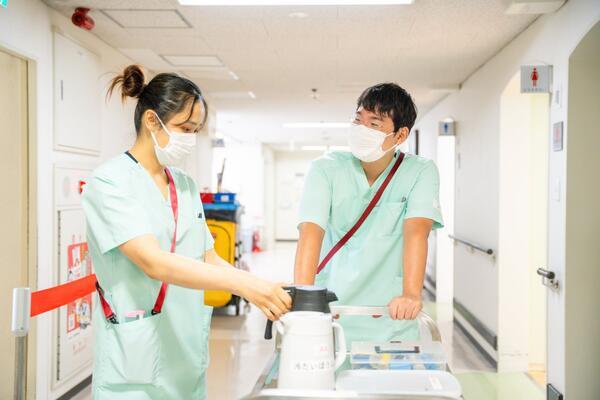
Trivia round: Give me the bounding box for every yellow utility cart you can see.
[202,197,247,315]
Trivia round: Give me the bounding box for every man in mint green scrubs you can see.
[294,83,443,346]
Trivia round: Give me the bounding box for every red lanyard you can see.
[97,168,178,324]
[316,152,405,275]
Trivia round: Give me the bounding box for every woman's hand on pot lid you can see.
[240,277,292,321]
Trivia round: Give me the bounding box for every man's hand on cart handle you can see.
[388,294,422,320]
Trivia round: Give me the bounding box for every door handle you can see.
[537,267,559,289]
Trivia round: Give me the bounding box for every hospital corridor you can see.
[0,1,599,400]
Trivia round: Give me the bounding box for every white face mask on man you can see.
[348,123,401,163]
[150,112,197,167]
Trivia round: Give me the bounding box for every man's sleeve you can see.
[298,161,332,231]
[405,161,444,230]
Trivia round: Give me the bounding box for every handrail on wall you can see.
[448,234,494,256]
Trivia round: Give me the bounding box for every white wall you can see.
[212,138,266,237]
[263,145,276,250]
[435,136,455,304]
[273,150,322,241]
[0,1,214,398]
[185,108,217,191]
[413,0,599,391]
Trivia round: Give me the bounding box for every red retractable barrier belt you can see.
[30,274,97,317]
[316,152,405,275]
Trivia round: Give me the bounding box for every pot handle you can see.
[264,320,273,340]
[332,322,347,370]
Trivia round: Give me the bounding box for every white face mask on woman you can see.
[348,123,399,163]
[150,112,197,167]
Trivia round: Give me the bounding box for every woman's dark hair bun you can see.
[108,64,207,134]
[107,64,146,101]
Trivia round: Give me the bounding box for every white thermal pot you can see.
[275,311,346,390]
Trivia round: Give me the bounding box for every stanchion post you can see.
[11,288,31,400]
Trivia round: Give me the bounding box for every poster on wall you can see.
[66,242,92,334]
[55,208,94,385]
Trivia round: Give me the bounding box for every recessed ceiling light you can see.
[228,71,240,80]
[162,55,223,67]
[248,91,257,99]
[179,0,413,5]
[300,145,350,151]
[283,122,351,129]
[289,11,309,18]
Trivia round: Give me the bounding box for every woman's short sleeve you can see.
[82,175,153,254]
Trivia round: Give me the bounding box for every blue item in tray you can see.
[203,201,240,211]
[350,341,447,371]
[214,192,237,204]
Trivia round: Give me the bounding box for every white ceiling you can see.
[43,0,539,145]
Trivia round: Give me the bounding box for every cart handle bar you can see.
[329,306,441,342]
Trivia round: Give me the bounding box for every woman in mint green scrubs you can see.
[295,83,443,346]
[82,65,291,400]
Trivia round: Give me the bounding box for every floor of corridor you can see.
[71,242,544,400]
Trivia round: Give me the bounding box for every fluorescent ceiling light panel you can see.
[162,55,223,67]
[283,122,351,129]
[248,91,257,99]
[102,9,191,28]
[180,67,239,80]
[330,146,350,151]
[302,146,328,151]
[179,0,413,5]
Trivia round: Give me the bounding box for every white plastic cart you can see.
[244,306,463,400]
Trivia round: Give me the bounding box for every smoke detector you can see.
[311,88,320,100]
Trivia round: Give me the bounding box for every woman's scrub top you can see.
[82,152,214,400]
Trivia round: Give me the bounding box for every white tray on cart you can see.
[244,306,463,400]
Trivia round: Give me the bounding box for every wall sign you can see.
[553,121,564,152]
[521,65,552,93]
[1,0,8,9]
[438,120,456,136]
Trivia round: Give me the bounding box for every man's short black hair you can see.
[356,83,418,132]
